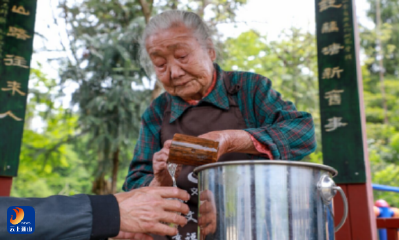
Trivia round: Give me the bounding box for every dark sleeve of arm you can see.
[88,194,120,239]
[243,76,317,160]
[0,194,120,240]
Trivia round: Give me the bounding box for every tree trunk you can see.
[138,0,153,24]
[111,148,119,193]
[92,152,111,195]
[170,0,178,10]
[198,0,209,18]
[376,0,389,125]
[139,0,163,101]
[92,174,111,195]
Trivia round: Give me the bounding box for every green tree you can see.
[359,0,399,207]
[361,0,399,76]
[56,0,155,194]
[12,68,92,197]
[363,66,399,206]
[360,0,399,130]
[360,0,399,125]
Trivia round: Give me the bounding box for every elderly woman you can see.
[123,10,316,239]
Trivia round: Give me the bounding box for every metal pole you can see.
[372,184,400,193]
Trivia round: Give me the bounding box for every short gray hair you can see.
[139,10,215,76]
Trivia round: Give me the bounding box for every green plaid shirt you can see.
[123,64,316,190]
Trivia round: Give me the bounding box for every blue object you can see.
[373,184,398,240]
[7,206,35,234]
[372,184,399,193]
[377,207,395,240]
[378,207,394,218]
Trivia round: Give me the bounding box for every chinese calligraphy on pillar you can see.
[315,0,367,183]
[0,0,37,176]
[324,89,344,106]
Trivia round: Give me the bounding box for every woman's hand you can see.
[150,140,182,187]
[198,130,260,158]
[198,190,217,237]
[198,131,232,159]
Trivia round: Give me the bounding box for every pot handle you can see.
[332,186,348,232]
[317,175,349,232]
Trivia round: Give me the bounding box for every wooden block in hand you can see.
[168,133,219,166]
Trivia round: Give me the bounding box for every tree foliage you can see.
[56,0,156,194]
[361,0,399,207]
[221,28,318,112]
[360,0,398,76]
[12,68,92,197]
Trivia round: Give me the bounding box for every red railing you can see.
[376,218,399,240]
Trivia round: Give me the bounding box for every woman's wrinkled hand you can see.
[150,140,182,187]
[198,190,217,237]
[198,131,232,159]
[199,130,259,158]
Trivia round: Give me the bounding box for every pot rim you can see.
[193,160,338,177]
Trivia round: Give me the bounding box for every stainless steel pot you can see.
[194,160,348,240]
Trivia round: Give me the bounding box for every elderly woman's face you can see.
[146,25,216,101]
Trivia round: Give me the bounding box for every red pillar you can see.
[0,176,13,196]
[334,183,377,239]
